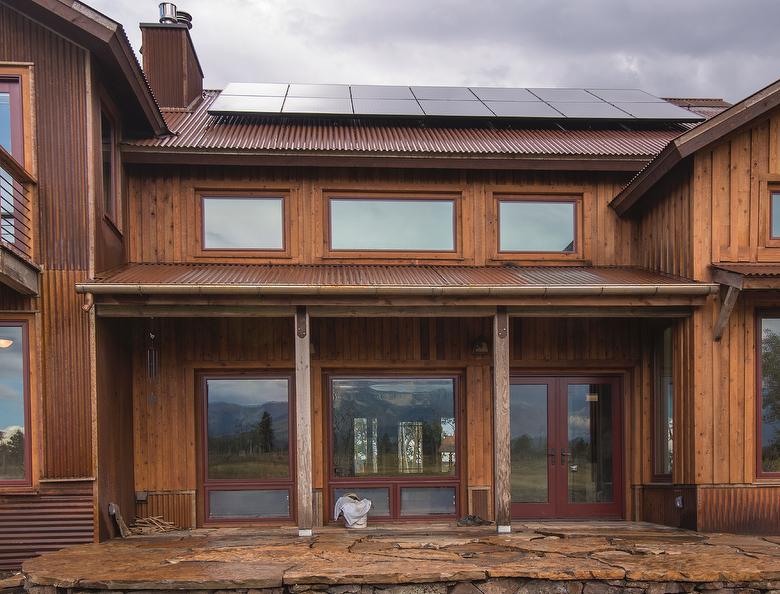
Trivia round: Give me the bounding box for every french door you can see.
[510,376,622,518]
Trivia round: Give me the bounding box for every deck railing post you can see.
[493,307,511,533]
[295,305,313,536]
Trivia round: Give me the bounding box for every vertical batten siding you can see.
[0,2,95,567]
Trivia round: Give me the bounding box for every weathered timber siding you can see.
[130,316,647,527]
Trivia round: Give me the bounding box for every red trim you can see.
[0,78,23,163]
[771,192,780,241]
[197,371,296,524]
[510,374,624,519]
[325,373,462,521]
[0,321,31,488]
[756,312,780,479]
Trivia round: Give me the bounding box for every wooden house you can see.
[0,0,778,571]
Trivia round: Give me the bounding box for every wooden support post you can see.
[295,306,313,536]
[493,307,511,533]
[713,285,740,341]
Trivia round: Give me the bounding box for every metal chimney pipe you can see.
[175,10,193,29]
[159,2,177,24]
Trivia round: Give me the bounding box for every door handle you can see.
[547,448,556,465]
[560,449,571,465]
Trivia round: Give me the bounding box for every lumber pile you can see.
[129,516,179,535]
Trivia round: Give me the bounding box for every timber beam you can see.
[493,306,511,533]
[713,285,741,342]
[295,306,313,536]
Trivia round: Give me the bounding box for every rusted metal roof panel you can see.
[125,91,692,158]
[714,263,780,277]
[79,263,712,297]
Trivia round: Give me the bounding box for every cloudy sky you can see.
[89,0,780,103]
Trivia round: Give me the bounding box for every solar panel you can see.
[419,100,493,116]
[282,97,353,114]
[353,98,424,116]
[411,86,476,100]
[485,101,563,118]
[613,101,703,119]
[587,89,663,103]
[351,85,415,100]
[208,83,705,122]
[287,84,351,98]
[209,94,284,114]
[221,82,288,97]
[549,102,631,118]
[529,88,599,102]
[470,87,540,101]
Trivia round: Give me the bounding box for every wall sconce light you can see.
[471,338,489,355]
[0,338,14,348]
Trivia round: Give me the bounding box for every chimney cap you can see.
[158,2,192,29]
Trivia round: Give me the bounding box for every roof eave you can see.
[611,78,780,216]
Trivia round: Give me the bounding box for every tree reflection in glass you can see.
[331,378,456,477]
[761,319,780,472]
[206,378,290,480]
[0,325,25,481]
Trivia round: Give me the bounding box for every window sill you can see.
[0,485,37,495]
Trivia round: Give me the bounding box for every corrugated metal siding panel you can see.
[0,492,93,570]
[697,486,780,534]
[141,27,186,108]
[136,492,195,529]
[126,91,686,158]
[714,263,780,277]
[90,263,697,288]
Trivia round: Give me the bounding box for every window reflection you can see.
[567,384,613,504]
[0,325,25,482]
[330,199,455,251]
[510,384,548,503]
[499,200,576,252]
[331,378,456,478]
[203,197,284,250]
[761,318,780,473]
[654,326,674,476]
[772,193,780,238]
[206,378,290,480]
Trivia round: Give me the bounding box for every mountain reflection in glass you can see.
[499,200,575,252]
[567,383,613,503]
[0,325,25,481]
[510,384,548,503]
[760,318,780,472]
[331,378,456,477]
[206,378,290,480]
[330,199,454,251]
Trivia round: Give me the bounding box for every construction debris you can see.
[129,516,179,535]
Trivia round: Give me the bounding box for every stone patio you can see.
[17,522,780,594]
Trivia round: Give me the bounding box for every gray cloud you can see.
[89,0,780,102]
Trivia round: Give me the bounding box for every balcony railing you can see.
[0,146,38,295]
[0,145,35,262]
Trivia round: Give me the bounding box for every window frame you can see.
[756,312,780,479]
[492,193,583,261]
[770,190,780,242]
[0,76,24,163]
[198,371,296,525]
[323,191,462,259]
[0,320,31,489]
[326,372,462,521]
[651,323,674,483]
[197,191,291,257]
[98,105,122,233]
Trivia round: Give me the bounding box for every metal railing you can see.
[0,145,35,262]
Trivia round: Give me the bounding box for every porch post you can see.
[493,307,512,533]
[295,306,313,536]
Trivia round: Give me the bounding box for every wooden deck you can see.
[16,521,780,593]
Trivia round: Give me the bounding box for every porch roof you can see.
[76,263,716,297]
[712,263,780,289]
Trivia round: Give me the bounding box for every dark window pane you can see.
[654,326,674,476]
[400,487,456,516]
[772,193,780,238]
[330,199,454,251]
[203,197,284,250]
[206,378,290,480]
[761,318,780,473]
[0,92,10,152]
[499,200,575,252]
[510,384,548,503]
[333,487,390,517]
[331,378,456,478]
[567,384,614,503]
[209,489,289,519]
[101,112,114,217]
[0,326,26,481]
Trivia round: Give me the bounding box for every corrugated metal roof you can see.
[124,91,695,158]
[78,263,713,296]
[713,263,780,277]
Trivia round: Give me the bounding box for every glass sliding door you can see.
[510,376,622,519]
[329,376,459,520]
[201,374,294,523]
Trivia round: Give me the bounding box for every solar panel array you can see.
[208,83,704,122]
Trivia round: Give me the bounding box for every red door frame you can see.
[510,375,624,519]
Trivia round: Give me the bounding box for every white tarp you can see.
[334,494,372,528]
